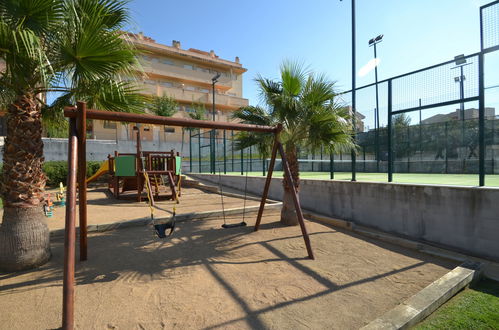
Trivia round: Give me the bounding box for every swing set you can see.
[61,101,314,329]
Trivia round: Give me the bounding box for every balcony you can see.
[140,60,234,89]
[141,84,248,109]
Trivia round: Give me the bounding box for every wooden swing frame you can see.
[61,101,314,329]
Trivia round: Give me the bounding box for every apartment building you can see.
[90,33,249,143]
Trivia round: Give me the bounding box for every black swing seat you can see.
[153,218,176,238]
[221,221,247,229]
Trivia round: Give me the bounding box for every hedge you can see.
[43,161,103,187]
[0,161,104,188]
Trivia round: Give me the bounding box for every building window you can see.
[164,127,175,133]
[144,79,156,85]
[142,55,152,61]
[160,58,174,65]
[103,121,117,129]
[183,64,194,70]
[160,81,173,87]
[151,57,159,63]
[199,88,209,93]
[185,86,196,91]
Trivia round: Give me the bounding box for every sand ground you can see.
[40,185,261,231]
[0,207,457,329]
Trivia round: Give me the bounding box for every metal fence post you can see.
[198,129,201,173]
[388,79,393,182]
[445,121,449,174]
[231,130,235,172]
[189,129,192,172]
[223,130,227,174]
[479,52,485,186]
[330,153,334,179]
[240,147,244,175]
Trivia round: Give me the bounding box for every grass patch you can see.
[217,171,499,187]
[414,278,499,329]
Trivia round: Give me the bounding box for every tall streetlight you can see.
[369,34,383,172]
[451,54,472,162]
[211,72,221,174]
[340,0,356,181]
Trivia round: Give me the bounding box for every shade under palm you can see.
[0,0,145,271]
[233,61,355,225]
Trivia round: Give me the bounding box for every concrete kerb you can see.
[362,261,483,330]
[49,202,282,238]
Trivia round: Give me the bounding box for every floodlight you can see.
[454,54,467,65]
[212,72,221,82]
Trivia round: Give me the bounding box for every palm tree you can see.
[233,61,354,225]
[0,0,145,271]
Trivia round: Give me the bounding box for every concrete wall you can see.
[189,173,499,261]
[0,137,189,164]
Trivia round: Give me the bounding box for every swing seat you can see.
[153,218,176,238]
[221,221,247,229]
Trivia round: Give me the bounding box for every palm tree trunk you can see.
[0,94,50,272]
[280,144,300,226]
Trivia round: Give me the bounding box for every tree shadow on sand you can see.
[1,211,458,329]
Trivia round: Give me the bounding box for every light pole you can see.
[369,34,383,172]
[451,55,472,163]
[211,72,220,174]
[340,0,356,181]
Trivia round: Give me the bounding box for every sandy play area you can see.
[0,207,457,329]
[39,185,262,232]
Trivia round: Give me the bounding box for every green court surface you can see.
[221,172,499,187]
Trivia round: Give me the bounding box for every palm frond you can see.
[280,59,308,96]
[232,105,274,126]
[74,79,147,113]
[0,0,64,34]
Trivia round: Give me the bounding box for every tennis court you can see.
[221,171,499,187]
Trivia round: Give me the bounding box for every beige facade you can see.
[90,33,249,143]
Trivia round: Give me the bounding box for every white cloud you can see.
[358,58,381,77]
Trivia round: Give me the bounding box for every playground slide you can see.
[86,160,110,184]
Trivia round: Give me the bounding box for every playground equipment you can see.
[85,161,109,184]
[107,148,182,203]
[84,126,182,202]
[61,101,313,329]
[143,170,177,238]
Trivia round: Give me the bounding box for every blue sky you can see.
[126,0,498,128]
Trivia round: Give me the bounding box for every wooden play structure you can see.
[85,126,182,203]
[107,135,182,203]
[61,101,314,329]
[107,150,181,202]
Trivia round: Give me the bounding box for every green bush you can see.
[0,161,104,188]
[43,161,103,187]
